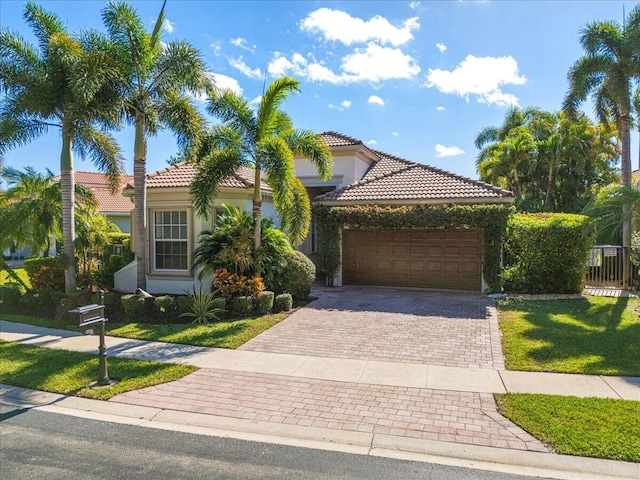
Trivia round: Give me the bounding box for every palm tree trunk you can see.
[134,113,147,290]
[60,128,77,295]
[253,163,262,276]
[621,113,632,287]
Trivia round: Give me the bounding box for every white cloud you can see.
[368,95,385,106]
[327,100,352,111]
[228,56,262,79]
[436,106,446,111]
[249,95,262,106]
[426,55,526,107]
[300,8,419,46]
[392,132,399,137]
[366,139,378,146]
[210,73,243,96]
[410,1,421,9]
[268,45,420,85]
[230,37,256,53]
[210,41,222,56]
[436,42,447,53]
[162,19,175,33]
[341,43,421,82]
[434,144,465,157]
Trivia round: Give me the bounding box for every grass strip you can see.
[1,312,289,349]
[496,393,640,462]
[0,340,197,400]
[105,313,288,349]
[497,296,640,376]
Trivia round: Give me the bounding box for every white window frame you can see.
[152,209,189,273]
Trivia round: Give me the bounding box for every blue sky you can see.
[1,0,636,181]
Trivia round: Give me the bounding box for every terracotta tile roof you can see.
[145,162,272,192]
[315,150,513,204]
[53,171,134,214]
[320,131,364,147]
[91,187,134,213]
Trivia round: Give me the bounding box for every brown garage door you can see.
[342,229,482,291]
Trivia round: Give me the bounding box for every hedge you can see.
[503,213,596,294]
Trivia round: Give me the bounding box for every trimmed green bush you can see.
[23,256,64,278]
[229,295,253,317]
[273,293,293,313]
[254,291,274,315]
[211,296,226,312]
[503,213,596,294]
[154,295,175,315]
[18,289,66,316]
[0,285,22,313]
[272,251,315,300]
[93,254,128,288]
[102,292,122,317]
[176,295,193,315]
[121,294,145,319]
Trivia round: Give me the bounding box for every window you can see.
[153,210,188,270]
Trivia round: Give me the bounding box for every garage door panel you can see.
[342,229,481,290]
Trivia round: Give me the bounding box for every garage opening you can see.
[342,229,482,291]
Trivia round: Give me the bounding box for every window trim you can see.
[150,208,191,274]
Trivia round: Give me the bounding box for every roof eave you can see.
[314,196,515,206]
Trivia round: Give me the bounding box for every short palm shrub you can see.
[254,291,274,315]
[178,289,225,324]
[273,293,293,313]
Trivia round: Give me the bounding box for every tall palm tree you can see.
[564,5,640,284]
[191,76,333,273]
[101,0,211,290]
[0,166,99,257]
[0,3,124,294]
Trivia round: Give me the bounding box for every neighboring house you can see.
[69,171,135,232]
[114,163,275,294]
[114,131,513,294]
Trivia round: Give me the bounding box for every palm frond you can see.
[257,76,299,138]
[157,91,204,151]
[207,90,256,144]
[279,177,311,247]
[283,129,333,180]
[23,2,65,54]
[73,125,124,192]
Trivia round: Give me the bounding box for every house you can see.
[114,163,275,294]
[114,132,513,294]
[70,171,134,233]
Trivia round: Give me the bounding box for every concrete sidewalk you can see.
[2,320,639,400]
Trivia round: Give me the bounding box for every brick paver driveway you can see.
[240,287,505,369]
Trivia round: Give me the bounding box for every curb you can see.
[2,385,638,480]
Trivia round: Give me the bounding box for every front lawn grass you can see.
[497,296,640,376]
[1,312,289,349]
[105,313,288,349]
[0,267,30,288]
[496,393,640,462]
[0,340,197,400]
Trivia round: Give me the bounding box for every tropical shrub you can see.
[178,289,225,324]
[93,254,128,288]
[176,295,193,315]
[24,256,64,279]
[272,251,315,300]
[273,293,293,313]
[229,295,253,317]
[254,291,274,315]
[192,206,292,288]
[0,285,22,313]
[154,295,175,317]
[19,288,66,316]
[29,265,66,292]
[213,268,264,298]
[503,213,596,293]
[102,291,123,317]
[121,294,145,319]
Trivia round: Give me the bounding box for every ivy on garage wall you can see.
[312,204,513,292]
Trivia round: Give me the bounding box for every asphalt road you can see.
[0,404,549,480]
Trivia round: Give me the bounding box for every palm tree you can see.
[0,3,124,294]
[564,5,640,284]
[101,0,211,290]
[190,76,333,274]
[0,166,98,257]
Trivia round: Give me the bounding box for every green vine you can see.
[313,204,513,292]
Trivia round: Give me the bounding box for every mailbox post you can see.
[70,290,111,386]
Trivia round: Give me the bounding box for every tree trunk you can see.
[544,161,554,211]
[620,113,632,287]
[60,128,77,295]
[253,163,262,276]
[134,113,147,290]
